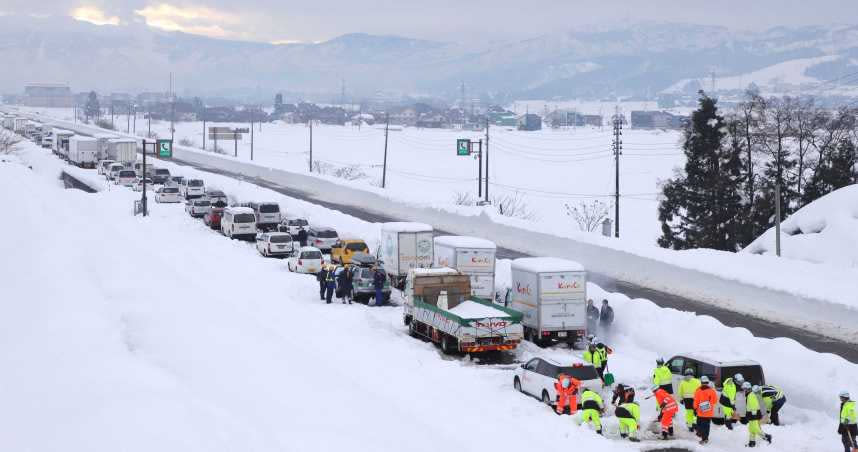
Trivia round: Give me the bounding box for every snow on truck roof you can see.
[447,300,509,319]
[69,136,96,142]
[108,138,136,143]
[511,257,585,273]
[433,235,496,249]
[682,351,760,367]
[381,222,433,233]
[411,267,460,277]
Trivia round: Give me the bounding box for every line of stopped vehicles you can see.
[12,118,787,445]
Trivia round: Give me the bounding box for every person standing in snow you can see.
[599,299,614,328]
[652,358,674,394]
[553,374,580,415]
[580,387,605,435]
[586,299,600,333]
[720,373,744,431]
[839,391,858,452]
[337,266,353,304]
[583,343,605,384]
[324,266,336,304]
[743,383,772,447]
[316,266,328,300]
[612,383,635,406]
[679,368,702,432]
[297,227,308,247]
[760,384,786,426]
[653,385,679,440]
[616,394,641,443]
[694,376,718,445]
[372,266,386,306]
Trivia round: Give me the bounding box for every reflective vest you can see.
[584,350,603,368]
[760,385,784,411]
[694,386,718,417]
[581,389,604,411]
[679,377,701,400]
[843,400,857,425]
[595,346,609,364]
[746,392,763,421]
[616,402,641,422]
[720,378,737,408]
[652,365,672,386]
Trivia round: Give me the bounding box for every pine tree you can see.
[659,92,745,250]
[84,91,100,120]
[803,138,858,202]
[274,93,284,115]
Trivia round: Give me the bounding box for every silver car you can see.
[307,226,339,252]
[184,198,211,217]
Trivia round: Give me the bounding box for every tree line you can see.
[659,90,857,251]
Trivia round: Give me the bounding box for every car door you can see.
[537,361,559,402]
[521,358,541,395]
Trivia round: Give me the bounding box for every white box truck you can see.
[1,116,13,130]
[107,138,137,164]
[53,129,75,159]
[508,257,587,347]
[433,235,497,299]
[68,136,99,168]
[93,133,118,159]
[378,222,434,289]
[14,117,27,133]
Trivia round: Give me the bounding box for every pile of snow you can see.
[744,185,858,268]
[2,142,857,452]
[447,300,510,319]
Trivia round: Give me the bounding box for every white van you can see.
[221,207,257,240]
[116,169,137,186]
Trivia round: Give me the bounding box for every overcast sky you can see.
[2,0,857,43]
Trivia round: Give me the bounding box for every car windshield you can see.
[172,177,184,182]
[119,170,135,177]
[208,191,224,197]
[195,200,211,206]
[301,251,322,259]
[234,213,255,223]
[360,268,374,278]
[189,180,203,187]
[212,200,227,208]
[155,169,170,175]
[721,365,764,386]
[162,187,179,193]
[346,242,368,251]
[315,230,337,238]
[270,235,292,243]
[259,204,279,213]
[291,219,308,226]
[557,365,599,380]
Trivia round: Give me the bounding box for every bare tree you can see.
[564,200,609,232]
[0,130,22,154]
[791,97,824,202]
[491,192,536,220]
[452,191,476,206]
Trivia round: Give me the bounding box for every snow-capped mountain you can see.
[1,14,857,100]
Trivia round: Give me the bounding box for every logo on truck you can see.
[474,320,508,328]
[556,280,580,290]
[515,282,532,295]
[470,256,491,264]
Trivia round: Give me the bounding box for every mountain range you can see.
[1,14,857,102]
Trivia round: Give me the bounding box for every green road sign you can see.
[157,139,173,158]
[457,139,470,156]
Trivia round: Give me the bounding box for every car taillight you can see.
[542,331,551,336]
[298,259,303,265]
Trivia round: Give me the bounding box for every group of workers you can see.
[551,354,845,447]
[316,263,387,305]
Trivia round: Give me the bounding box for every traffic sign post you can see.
[457,138,471,156]
[156,139,173,158]
[456,138,484,198]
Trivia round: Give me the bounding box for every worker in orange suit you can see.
[653,385,679,440]
[554,374,581,415]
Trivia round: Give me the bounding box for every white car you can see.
[205,189,228,207]
[115,169,137,186]
[513,357,602,407]
[132,177,154,192]
[287,246,323,274]
[221,206,257,240]
[307,226,339,251]
[154,186,182,203]
[107,163,126,181]
[256,232,296,258]
[97,159,115,176]
[280,216,309,236]
[181,178,205,199]
[185,198,212,217]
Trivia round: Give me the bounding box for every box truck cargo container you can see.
[14,118,27,133]
[93,133,118,159]
[433,235,496,299]
[107,138,137,164]
[1,117,14,130]
[377,222,434,289]
[506,257,588,347]
[68,136,99,168]
[53,129,74,158]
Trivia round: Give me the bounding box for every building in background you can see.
[630,110,687,129]
[517,113,543,131]
[22,84,74,108]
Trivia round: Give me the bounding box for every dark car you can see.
[152,168,171,184]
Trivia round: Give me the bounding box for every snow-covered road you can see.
[1,142,855,452]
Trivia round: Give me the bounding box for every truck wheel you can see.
[541,390,552,406]
[440,335,458,355]
[408,320,418,337]
[514,377,522,393]
[403,315,412,326]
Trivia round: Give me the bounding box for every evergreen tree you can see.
[84,91,100,120]
[274,93,284,114]
[803,138,858,202]
[658,92,745,251]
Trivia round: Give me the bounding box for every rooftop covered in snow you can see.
[433,235,496,249]
[512,257,585,273]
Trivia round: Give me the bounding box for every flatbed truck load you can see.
[403,267,523,354]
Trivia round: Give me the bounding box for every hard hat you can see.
[840,391,851,399]
[700,376,710,384]
[734,373,745,383]
[752,385,761,393]
[741,381,752,390]
[656,357,665,365]
[683,368,695,376]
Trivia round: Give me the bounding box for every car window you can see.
[189,180,203,187]
[163,187,178,193]
[301,251,322,259]
[558,365,599,380]
[524,359,539,371]
[669,357,685,374]
[195,200,211,206]
[535,360,556,377]
[722,365,764,386]
[698,361,717,383]
[270,235,292,243]
[346,242,368,252]
[119,170,135,177]
[234,213,255,223]
[360,268,373,278]
[294,219,308,226]
[259,204,279,213]
[315,230,338,238]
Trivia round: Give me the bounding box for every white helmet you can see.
[741,381,752,391]
[734,373,745,383]
[700,376,710,384]
[840,390,851,399]
[752,385,761,393]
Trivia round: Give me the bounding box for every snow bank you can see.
[744,184,858,268]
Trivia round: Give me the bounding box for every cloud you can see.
[71,5,121,25]
[133,3,245,39]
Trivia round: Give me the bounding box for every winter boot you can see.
[669,426,674,437]
[629,437,640,443]
[661,432,669,440]
[726,421,734,430]
[620,433,627,439]
[764,434,772,444]
[747,441,756,448]
[596,429,603,435]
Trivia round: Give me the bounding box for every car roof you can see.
[679,352,760,367]
[310,226,336,232]
[266,232,291,237]
[226,206,255,214]
[300,246,322,252]
[340,239,366,244]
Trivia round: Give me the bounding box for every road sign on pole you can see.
[457,138,471,156]
[156,139,173,158]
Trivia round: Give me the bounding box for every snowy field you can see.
[1,140,856,452]
[19,106,685,246]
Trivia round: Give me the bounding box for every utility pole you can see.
[233,130,238,157]
[142,140,148,216]
[485,118,490,203]
[612,108,623,238]
[132,105,136,133]
[309,120,313,172]
[202,111,206,151]
[170,72,175,142]
[477,140,483,198]
[127,103,131,133]
[148,107,151,137]
[110,103,114,128]
[382,114,389,188]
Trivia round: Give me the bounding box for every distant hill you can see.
[1,15,857,100]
